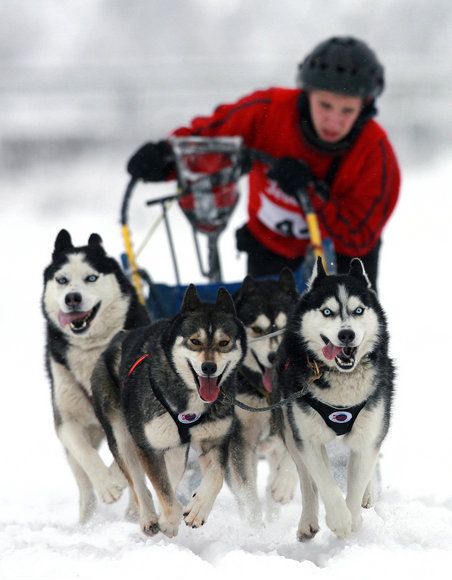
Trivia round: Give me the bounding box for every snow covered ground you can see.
[1,152,452,579]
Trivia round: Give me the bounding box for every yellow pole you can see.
[300,199,329,272]
[305,212,324,260]
[121,224,146,305]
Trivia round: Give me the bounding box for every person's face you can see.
[308,90,364,143]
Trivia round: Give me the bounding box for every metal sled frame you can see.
[170,136,243,283]
[120,137,336,319]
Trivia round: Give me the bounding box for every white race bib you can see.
[257,194,309,239]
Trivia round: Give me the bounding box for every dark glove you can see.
[237,148,253,176]
[267,157,313,197]
[127,140,175,182]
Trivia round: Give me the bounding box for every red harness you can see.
[127,353,151,377]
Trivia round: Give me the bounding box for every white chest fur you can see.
[190,416,233,443]
[144,414,181,450]
[51,359,98,425]
[66,345,105,395]
[310,364,376,408]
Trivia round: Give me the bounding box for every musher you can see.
[127,36,400,290]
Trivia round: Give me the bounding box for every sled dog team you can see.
[42,229,394,541]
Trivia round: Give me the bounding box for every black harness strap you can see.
[220,356,368,434]
[301,391,366,436]
[125,353,205,444]
[149,378,204,444]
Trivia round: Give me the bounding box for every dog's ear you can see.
[235,275,255,305]
[53,229,73,255]
[307,256,327,289]
[279,267,298,297]
[348,258,372,288]
[88,233,106,255]
[88,233,103,247]
[215,287,236,315]
[241,275,256,295]
[181,284,201,312]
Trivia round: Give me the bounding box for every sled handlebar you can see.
[120,142,327,303]
[245,147,325,264]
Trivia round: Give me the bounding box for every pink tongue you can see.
[198,376,220,403]
[58,310,90,327]
[322,342,343,361]
[262,368,272,393]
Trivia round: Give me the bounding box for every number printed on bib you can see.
[257,195,309,239]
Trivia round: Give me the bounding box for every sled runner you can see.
[119,136,336,319]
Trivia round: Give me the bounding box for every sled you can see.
[119,136,336,319]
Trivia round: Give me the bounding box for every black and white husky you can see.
[91,285,246,537]
[274,257,395,540]
[42,229,150,522]
[227,270,299,525]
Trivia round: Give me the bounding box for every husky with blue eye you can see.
[273,257,395,541]
[42,229,150,523]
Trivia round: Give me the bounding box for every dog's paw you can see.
[325,503,352,539]
[158,513,182,538]
[138,502,160,536]
[271,473,296,505]
[94,473,124,504]
[183,493,212,529]
[297,523,320,542]
[361,484,375,509]
[140,513,160,536]
[158,519,179,538]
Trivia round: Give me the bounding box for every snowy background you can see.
[1,1,452,578]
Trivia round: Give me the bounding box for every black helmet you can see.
[297,36,384,99]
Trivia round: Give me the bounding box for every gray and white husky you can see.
[274,257,394,540]
[42,229,150,522]
[91,285,246,537]
[227,269,299,525]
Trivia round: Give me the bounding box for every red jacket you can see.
[172,87,400,258]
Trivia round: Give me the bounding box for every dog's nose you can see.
[201,362,217,376]
[65,292,82,308]
[268,351,276,365]
[338,328,355,345]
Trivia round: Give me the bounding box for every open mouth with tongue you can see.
[190,362,229,403]
[262,368,273,393]
[58,303,100,334]
[320,335,357,371]
[251,350,273,392]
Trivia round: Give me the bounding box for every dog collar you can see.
[300,354,373,384]
[284,355,323,382]
[301,391,366,436]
